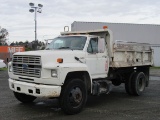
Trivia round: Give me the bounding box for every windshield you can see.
[46,36,87,50]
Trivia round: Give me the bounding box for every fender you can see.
[59,63,93,93]
[43,62,92,83]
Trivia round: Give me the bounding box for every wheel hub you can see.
[138,77,145,91]
[70,87,82,106]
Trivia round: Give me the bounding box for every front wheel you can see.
[14,92,36,103]
[60,79,87,115]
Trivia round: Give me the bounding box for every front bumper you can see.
[9,78,61,98]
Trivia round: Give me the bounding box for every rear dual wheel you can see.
[125,72,146,96]
[125,72,135,95]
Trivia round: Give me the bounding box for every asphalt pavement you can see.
[0,70,160,120]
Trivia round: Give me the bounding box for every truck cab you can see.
[45,35,109,78]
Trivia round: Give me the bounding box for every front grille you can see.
[12,55,41,78]
[13,55,41,65]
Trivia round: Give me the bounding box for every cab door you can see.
[85,38,98,78]
[96,37,109,77]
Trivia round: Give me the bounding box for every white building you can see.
[71,21,160,67]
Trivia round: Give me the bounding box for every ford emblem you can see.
[22,64,28,69]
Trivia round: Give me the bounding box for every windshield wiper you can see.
[58,47,71,49]
[45,47,72,50]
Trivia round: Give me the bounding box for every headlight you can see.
[51,69,58,77]
[9,66,12,72]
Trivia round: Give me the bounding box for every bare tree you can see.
[0,27,9,45]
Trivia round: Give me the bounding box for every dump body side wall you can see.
[110,41,153,68]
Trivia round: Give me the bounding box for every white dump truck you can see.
[8,27,153,114]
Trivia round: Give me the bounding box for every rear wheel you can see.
[125,72,135,95]
[14,92,36,103]
[60,79,87,115]
[131,72,146,96]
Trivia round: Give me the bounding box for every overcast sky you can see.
[1,0,160,42]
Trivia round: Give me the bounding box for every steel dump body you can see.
[111,41,153,67]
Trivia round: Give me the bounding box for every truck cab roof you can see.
[60,34,98,38]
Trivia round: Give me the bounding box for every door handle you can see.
[102,56,107,58]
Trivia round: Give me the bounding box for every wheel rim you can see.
[69,87,83,108]
[138,76,145,92]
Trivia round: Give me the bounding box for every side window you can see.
[87,38,98,53]
[98,38,105,53]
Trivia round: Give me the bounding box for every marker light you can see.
[57,58,63,63]
[103,26,108,29]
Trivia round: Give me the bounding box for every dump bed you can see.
[111,41,153,68]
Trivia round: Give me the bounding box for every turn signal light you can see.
[57,58,63,63]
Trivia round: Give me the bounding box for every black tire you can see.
[60,79,87,115]
[14,92,36,103]
[125,72,135,95]
[131,72,146,96]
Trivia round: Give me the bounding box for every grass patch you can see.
[0,67,8,71]
[150,67,160,69]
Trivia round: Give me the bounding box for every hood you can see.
[14,50,85,67]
